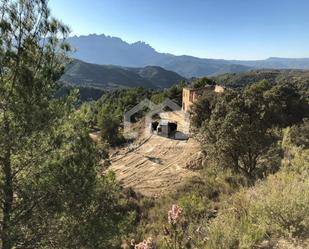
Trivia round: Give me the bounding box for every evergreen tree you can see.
[199,84,279,182]
[0,1,134,248]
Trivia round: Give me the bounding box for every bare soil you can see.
[109,111,200,197]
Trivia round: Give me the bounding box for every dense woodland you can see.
[0,1,309,249]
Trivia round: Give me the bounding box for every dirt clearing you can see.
[109,111,200,197]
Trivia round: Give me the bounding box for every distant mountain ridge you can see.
[60,59,185,90]
[67,34,309,78]
[230,57,309,70]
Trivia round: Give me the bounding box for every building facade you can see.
[182,85,224,112]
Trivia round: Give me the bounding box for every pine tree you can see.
[0,1,134,248]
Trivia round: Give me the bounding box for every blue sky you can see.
[49,0,309,60]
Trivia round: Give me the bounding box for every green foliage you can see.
[263,83,309,127]
[91,87,160,146]
[200,89,279,181]
[151,80,186,106]
[0,1,136,248]
[205,146,309,249]
[78,102,97,128]
[54,171,137,249]
[178,194,208,220]
[206,208,265,249]
[192,77,216,89]
[90,81,185,147]
[95,87,153,121]
[252,171,309,238]
[290,148,309,173]
[61,59,185,90]
[0,1,71,247]
[194,78,308,182]
[190,91,217,128]
[213,69,309,92]
[57,85,106,102]
[98,107,125,147]
[290,119,309,149]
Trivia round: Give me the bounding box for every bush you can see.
[290,119,309,149]
[178,193,209,220]
[206,209,265,249]
[252,171,309,238]
[206,155,309,249]
[98,109,126,147]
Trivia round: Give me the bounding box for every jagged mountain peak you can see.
[67,34,309,77]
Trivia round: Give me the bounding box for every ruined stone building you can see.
[182,85,224,112]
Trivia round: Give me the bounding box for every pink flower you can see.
[168,204,183,225]
[134,237,156,249]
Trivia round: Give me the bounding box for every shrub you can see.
[252,171,309,238]
[205,191,265,249]
[98,109,126,147]
[206,159,309,249]
[178,193,209,220]
[290,119,309,149]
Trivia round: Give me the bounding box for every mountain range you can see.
[67,34,309,78]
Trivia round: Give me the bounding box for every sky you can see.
[49,0,309,60]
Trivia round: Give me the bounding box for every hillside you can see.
[67,34,309,78]
[61,59,185,90]
[231,57,309,69]
[158,55,251,78]
[214,69,309,91]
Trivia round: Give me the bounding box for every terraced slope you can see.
[110,136,199,197]
[109,111,200,197]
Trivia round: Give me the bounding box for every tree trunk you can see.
[1,119,13,249]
